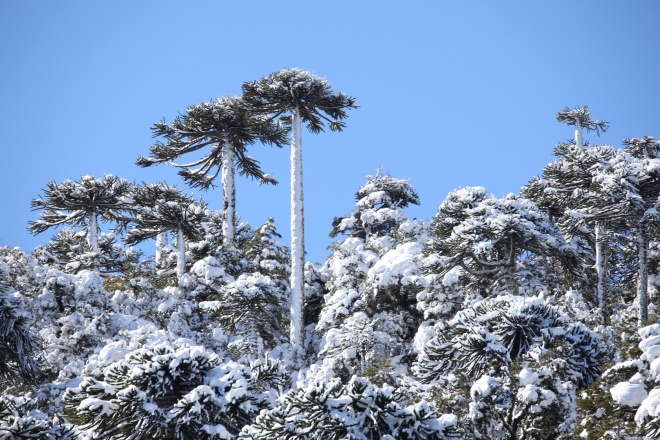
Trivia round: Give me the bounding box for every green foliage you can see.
[29,175,133,236]
[138,96,287,189]
[555,106,609,139]
[242,68,357,134]
[64,344,268,439]
[0,288,42,391]
[239,376,459,440]
[125,183,207,246]
[0,393,77,440]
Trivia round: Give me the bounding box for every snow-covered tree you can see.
[64,343,269,439]
[0,273,42,391]
[38,227,140,274]
[125,183,207,278]
[415,295,605,438]
[330,169,420,240]
[425,187,581,300]
[524,107,616,323]
[315,173,428,380]
[242,68,357,349]
[137,96,287,246]
[199,273,288,361]
[239,375,459,440]
[29,175,133,255]
[0,393,77,439]
[526,120,660,325]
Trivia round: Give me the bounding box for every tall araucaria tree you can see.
[136,96,287,247]
[556,107,610,316]
[125,183,206,278]
[242,68,357,348]
[29,174,133,255]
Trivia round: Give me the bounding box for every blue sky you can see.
[1,1,658,265]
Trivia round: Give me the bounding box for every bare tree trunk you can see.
[177,227,186,279]
[221,138,236,246]
[594,221,607,323]
[155,232,168,266]
[289,108,305,348]
[637,230,649,326]
[88,211,99,254]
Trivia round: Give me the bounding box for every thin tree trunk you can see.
[289,108,305,348]
[594,221,607,323]
[177,227,186,278]
[575,121,583,148]
[637,230,649,326]
[221,138,236,246]
[88,211,99,253]
[155,232,168,266]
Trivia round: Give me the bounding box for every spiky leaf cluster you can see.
[64,344,268,439]
[40,228,139,274]
[331,170,420,239]
[426,187,582,295]
[125,183,207,246]
[242,68,357,133]
[556,106,609,140]
[415,295,604,388]
[29,175,133,235]
[0,285,42,391]
[239,376,459,440]
[137,96,287,189]
[0,393,77,439]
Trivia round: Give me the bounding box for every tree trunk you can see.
[575,121,583,148]
[637,230,649,326]
[155,232,168,266]
[289,108,305,348]
[594,221,607,323]
[88,211,99,254]
[221,138,236,246]
[177,227,186,279]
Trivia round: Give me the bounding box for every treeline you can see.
[1,70,660,439]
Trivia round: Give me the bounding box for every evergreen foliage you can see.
[239,376,459,440]
[0,283,42,391]
[242,68,357,348]
[242,68,357,134]
[415,295,605,438]
[137,96,286,189]
[425,187,582,298]
[63,343,268,439]
[29,175,133,255]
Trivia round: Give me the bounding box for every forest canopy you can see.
[2,70,660,439]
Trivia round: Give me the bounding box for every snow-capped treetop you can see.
[242,68,357,133]
[29,174,133,235]
[125,182,207,246]
[427,187,581,292]
[331,170,420,239]
[556,106,609,140]
[137,95,287,189]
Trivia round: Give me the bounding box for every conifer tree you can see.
[125,183,206,278]
[242,68,357,348]
[29,175,133,255]
[137,96,287,246]
[415,295,604,438]
[0,269,42,391]
[426,187,581,298]
[557,106,611,321]
[330,169,420,239]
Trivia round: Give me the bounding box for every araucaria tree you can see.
[242,68,357,348]
[125,183,207,278]
[29,174,133,255]
[137,96,287,247]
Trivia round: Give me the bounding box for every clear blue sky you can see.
[1,1,658,265]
